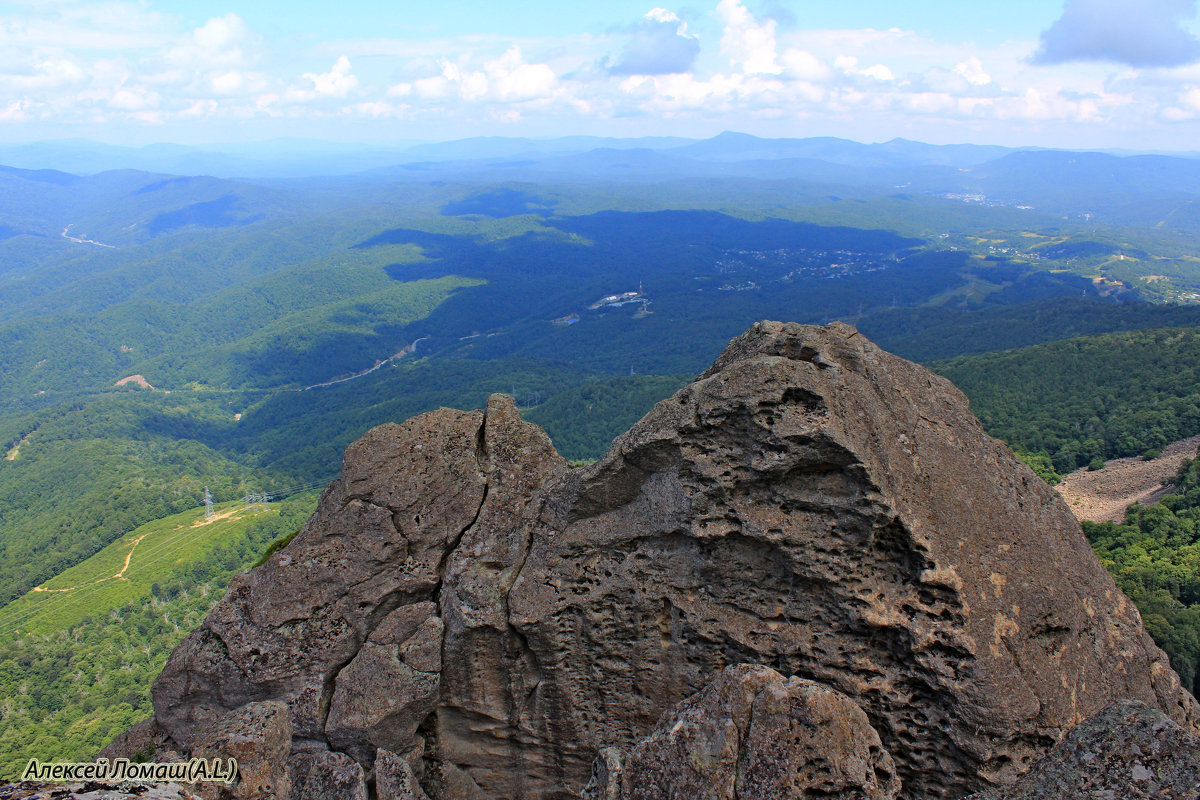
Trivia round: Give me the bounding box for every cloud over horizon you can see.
[1034,0,1200,67]
[0,0,1198,149]
[606,8,700,75]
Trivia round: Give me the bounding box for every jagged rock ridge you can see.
[146,321,1198,800]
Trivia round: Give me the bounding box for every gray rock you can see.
[152,407,489,748]
[582,749,624,800]
[964,700,1200,799]
[137,323,1199,800]
[288,750,367,800]
[585,664,900,800]
[190,700,291,800]
[325,604,443,763]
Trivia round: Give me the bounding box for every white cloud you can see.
[486,47,557,101]
[858,64,894,81]
[193,14,245,52]
[607,8,700,76]
[779,49,830,82]
[396,47,557,107]
[303,56,359,98]
[167,13,253,69]
[955,57,991,86]
[0,0,1193,147]
[718,0,781,75]
[1035,0,1200,67]
[0,55,86,91]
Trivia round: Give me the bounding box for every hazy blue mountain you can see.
[391,135,691,164]
[0,138,428,178]
[667,131,1018,167]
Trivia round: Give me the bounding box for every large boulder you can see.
[963,700,1200,799]
[582,663,901,800]
[147,322,1198,800]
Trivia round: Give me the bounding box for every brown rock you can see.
[191,701,291,800]
[152,407,487,748]
[376,748,432,800]
[325,603,443,763]
[964,700,1200,799]
[96,717,164,762]
[142,323,1198,800]
[584,664,900,800]
[288,750,367,800]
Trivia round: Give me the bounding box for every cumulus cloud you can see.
[0,0,1194,146]
[303,56,359,98]
[167,13,253,68]
[955,57,991,86]
[607,8,700,76]
[390,47,556,107]
[718,0,781,74]
[1034,0,1200,67]
[485,47,557,100]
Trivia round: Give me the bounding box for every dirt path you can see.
[191,505,247,527]
[31,530,154,593]
[32,505,261,593]
[61,224,115,248]
[5,429,35,461]
[1055,435,1200,523]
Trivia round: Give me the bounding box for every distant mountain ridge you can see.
[3,131,1197,179]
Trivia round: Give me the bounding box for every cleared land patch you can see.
[1056,434,1200,523]
[0,497,314,636]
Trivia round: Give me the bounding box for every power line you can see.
[1,522,210,635]
[1,474,336,636]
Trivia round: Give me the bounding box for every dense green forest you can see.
[525,375,692,459]
[932,329,1200,473]
[0,392,280,605]
[1085,455,1200,697]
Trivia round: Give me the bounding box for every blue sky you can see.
[1,0,1199,149]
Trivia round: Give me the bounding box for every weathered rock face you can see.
[191,701,292,800]
[962,700,1200,800]
[149,321,1198,800]
[583,663,901,800]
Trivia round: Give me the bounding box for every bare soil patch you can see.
[1056,435,1200,523]
[115,374,155,390]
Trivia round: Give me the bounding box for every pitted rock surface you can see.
[963,700,1200,799]
[147,322,1198,800]
[583,663,900,800]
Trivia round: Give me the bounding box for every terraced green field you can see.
[0,492,320,774]
[0,495,316,637]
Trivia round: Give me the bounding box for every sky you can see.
[2,0,1200,150]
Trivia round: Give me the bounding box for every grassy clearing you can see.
[0,492,319,776]
[0,499,300,636]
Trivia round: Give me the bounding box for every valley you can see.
[4,133,1200,785]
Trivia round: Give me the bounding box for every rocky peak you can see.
[144,322,1197,800]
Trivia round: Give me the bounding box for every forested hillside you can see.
[933,329,1200,473]
[1085,455,1200,697]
